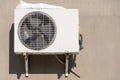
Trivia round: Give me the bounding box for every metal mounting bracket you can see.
[23,53,28,77]
[65,53,70,77]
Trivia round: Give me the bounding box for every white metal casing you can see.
[14,9,79,54]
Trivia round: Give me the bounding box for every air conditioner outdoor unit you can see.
[14,9,79,77]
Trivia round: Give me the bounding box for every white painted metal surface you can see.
[14,9,79,54]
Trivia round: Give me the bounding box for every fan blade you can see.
[43,34,49,43]
[25,33,38,44]
[43,23,54,41]
[24,17,43,44]
[24,18,34,30]
[37,23,49,43]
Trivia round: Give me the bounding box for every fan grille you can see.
[18,12,56,50]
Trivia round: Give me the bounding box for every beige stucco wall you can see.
[0,0,120,80]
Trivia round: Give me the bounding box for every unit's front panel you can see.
[14,9,79,54]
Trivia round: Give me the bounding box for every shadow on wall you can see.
[9,24,77,79]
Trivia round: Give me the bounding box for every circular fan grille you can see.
[18,12,56,50]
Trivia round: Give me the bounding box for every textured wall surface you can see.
[0,0,120,80]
